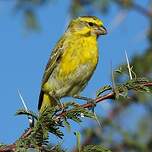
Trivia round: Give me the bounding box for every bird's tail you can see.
[38,91,57,112]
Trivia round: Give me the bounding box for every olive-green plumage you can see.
[38,16,107,111]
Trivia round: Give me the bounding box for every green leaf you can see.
[16,109,38,120]
[70,115,82,123]
[141,86,151,92]
[114,86,120,100]
[74,131,81,152]
[63,119,71,132]
[125,77,151,93]
[96,85,112,97]
[82,145,112,152]
[116,85,128,99]
[121,85,128,97]
[0,143,7,148]
[115,67,123,74]
[66,107,95,123]
[113,77,152,101]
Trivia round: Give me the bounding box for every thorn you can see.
[18,89,28,112]
[17,89,34,127]
[125,50,133,80]
[94,112,102,129]
[110,61,116,89]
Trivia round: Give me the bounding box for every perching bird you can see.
[38,16,107,111]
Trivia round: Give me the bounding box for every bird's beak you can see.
[96,25,107,35]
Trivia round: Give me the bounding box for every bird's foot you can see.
[48,91,65,112]
[55,99,65,113]
[72,94,96,112]
[87,98,96,112]
[73,94,93,101]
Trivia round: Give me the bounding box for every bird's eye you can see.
[88,22,94,26]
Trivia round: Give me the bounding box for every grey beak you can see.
[97,25,107,35]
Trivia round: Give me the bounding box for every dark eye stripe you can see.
[88,22,94,26]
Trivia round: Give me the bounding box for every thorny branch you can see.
[0,82,152,152]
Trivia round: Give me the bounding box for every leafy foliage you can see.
[74,131,81,152]
[82,145,112,152]
[96,85,112,97]
[16,109,38,120]
[0,144,7,149]
[114,77,151,99]
[13,71,152,151]
[14,102,96,151]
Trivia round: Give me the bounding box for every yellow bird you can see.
[38,16,107,111]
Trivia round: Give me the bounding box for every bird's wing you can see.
[38,37,65,110]
[41,37,65,86]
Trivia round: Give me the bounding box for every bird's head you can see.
[67,16,107,37]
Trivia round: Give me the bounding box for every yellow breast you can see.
[58,35,98,78]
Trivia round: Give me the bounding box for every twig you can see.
[58,82,152,117]
[20,128,33,139]
[0,144,16,152]
[1,82,152,152]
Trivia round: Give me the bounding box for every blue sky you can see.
[0,0,149,149]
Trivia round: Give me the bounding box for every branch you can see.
[60,82,152,117]
[115,0,152,18]
[71,82,152,152]
[0,82,152,152]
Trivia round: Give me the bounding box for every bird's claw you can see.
[87,99,96,112]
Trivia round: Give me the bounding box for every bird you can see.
[38,16,107,111]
